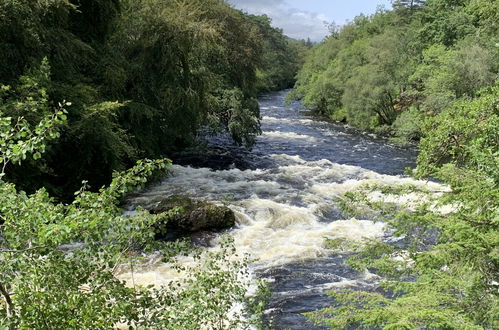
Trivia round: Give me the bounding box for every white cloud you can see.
[228,0,331,41]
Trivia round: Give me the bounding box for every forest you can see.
[0,0,498,329]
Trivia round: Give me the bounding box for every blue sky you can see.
[229,0,392,41]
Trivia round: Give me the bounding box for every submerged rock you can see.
[151,195,236,233]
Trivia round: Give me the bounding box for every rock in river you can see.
[150,195,236,233]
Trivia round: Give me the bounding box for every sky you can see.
[228,0,393,41]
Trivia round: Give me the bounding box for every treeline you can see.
[0,0,306,200]
[291,0,498,143]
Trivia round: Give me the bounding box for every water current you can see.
[124,90,427,329]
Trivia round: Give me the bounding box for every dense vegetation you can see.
[0,0,303,327]
[291,0,498,143]
[0,0,307,200]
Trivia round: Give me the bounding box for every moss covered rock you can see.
[151,195,236,233]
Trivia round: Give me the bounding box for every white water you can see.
[120,91,442,328]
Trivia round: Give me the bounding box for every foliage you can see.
[416,85,499,176]
[390,106,423,143]
[248,14,309,93]
[135,236,269,329]
[214,89,262,147]
[0,59,67,177]
[410,40,498,114]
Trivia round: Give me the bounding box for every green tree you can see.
[410,41,498,114]
[248,14,306,92]
[417,0,475,47]
[343,29,413,128]
[292,0,498,144]
[391,0,426,19]
[392,0,425,10]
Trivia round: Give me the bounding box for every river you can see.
[124,90,422,329]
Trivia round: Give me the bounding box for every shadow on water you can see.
[259,255,362,330]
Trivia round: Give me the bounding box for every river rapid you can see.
[123,90,425,329]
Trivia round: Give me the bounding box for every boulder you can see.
[151,195,236,233]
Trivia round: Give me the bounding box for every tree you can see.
[342,29,413,128]
[417,0,475,47]
[292,0,497,144]
[410,40,498,114]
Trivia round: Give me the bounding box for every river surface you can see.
[125,90,421,329]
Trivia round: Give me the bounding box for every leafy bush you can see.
[417,85,499,177]
[390,106,423,142]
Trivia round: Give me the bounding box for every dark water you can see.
[255,91,417,174]
[132,90,418,329]
[175,90,417,175]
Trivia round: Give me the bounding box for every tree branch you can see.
[0,281,14,317]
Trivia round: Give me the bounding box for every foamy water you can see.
[121,90,440,329]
